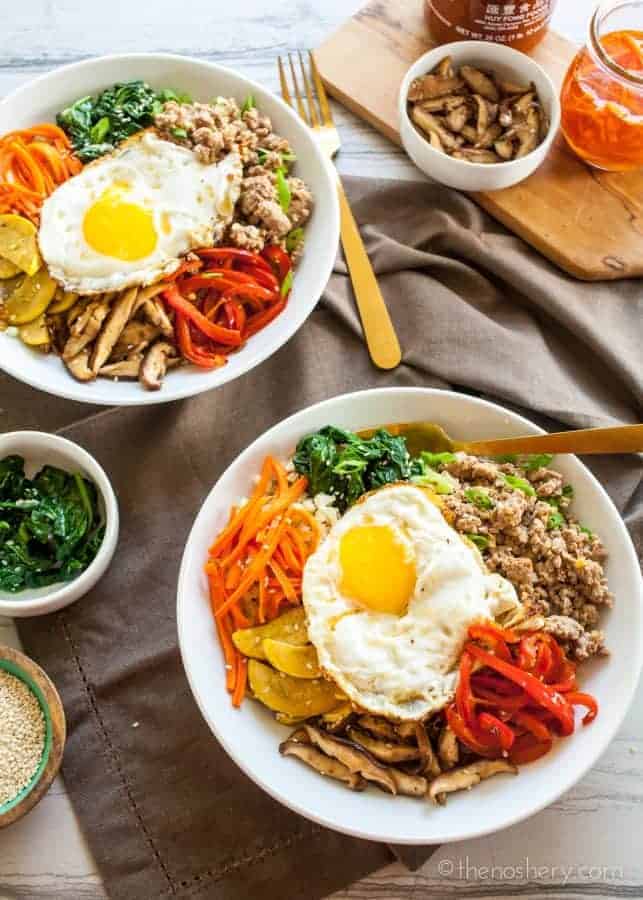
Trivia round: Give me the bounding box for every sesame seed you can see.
[0,670,46,806]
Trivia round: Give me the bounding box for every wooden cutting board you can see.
[315,0,643,281]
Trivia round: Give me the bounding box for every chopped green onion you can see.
[464,487,494,510]
[502,473,536,496]
[241,94,256,114]
[466,533,490,551]
[89,116,110,143]
[171,127,188,139]
[280,269,293,297]
[494,454,518,463]
[580,525,594,538]
[562,484,574,498]
[285,228,304,254]
[420,451,455,467]
[158,88,192,104]
[412,466,455,495]
[275,168,291,212]
[521,453,554,471]
[547,512,565,531]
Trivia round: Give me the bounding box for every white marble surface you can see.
[1,1,641,898]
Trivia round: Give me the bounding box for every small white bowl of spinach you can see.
[0,432,118,617]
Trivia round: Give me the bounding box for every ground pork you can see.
[154,97,313,256]
[440,452,612,658]
[543,614,607,660]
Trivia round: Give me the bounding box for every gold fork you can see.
[278,51,402,370]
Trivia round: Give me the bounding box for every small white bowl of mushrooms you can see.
[399,41,560,192]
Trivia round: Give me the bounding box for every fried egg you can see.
[302,484,522,721]
[38,131,242,294]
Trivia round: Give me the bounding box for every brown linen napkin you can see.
[7,175,642,900]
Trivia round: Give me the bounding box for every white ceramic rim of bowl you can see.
[0,431,119,616]
[177,386,643,845]
[398,40,561,172]
[0,53,340,406]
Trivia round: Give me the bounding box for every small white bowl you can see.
[0,432,119,617]
[399,41,561,192]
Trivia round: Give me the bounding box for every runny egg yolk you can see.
[339,524,416,616]
[83,185,157,261]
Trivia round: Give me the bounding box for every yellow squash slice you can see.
[0,257,20,279]
[48,289,79,314]
[248,659,340,717]
[0,214,42,276]
[18,313,50,346]
[232,607,308,660]
[262,639,321,679]
[4,269,57,325]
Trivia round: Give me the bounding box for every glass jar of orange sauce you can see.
[560,2,643,171]
[425,1,557,52]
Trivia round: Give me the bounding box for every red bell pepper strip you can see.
[245,297,287,337]
[262,244,292,283]
[565,691,598,725]
[239,265,280,291]
[478,712,515,752]
[456,649,476,726]
[509,732,553,765]
[175,315,226,369]
[468,623,513,661]
[466,642,576,737]
[163,284,242,347]
[197,247,273,271]
[179,275,277,304]
[472,683,529,713]
[511,710,552,743]
[446,706,500,758]
[549,659,577,693]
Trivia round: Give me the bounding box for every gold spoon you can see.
[369,422,643,458]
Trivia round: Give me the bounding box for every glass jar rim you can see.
[589,1,643,86]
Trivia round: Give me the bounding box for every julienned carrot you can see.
[205,455,321,707]
[0,124,83,223]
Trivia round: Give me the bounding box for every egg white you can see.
[38,131,242,294]
[302,484,522,721]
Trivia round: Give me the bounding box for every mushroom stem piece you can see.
[428,759,518,805]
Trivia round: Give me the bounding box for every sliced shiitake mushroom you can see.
[415,722,441,778]
[112,321,161,360]
[452,149,501,164]
[62,296,111,360]
[411,107,460,151]
[99,357,144,380]
[437,725,459,769]
[139,340,176,391]
[142,297,174,338]
[408,73,465,102]
[407,56,547,164]
[346,726,421,764]
[396,721,419,742]
[476,123,503,150]
[65,347,95,382]
[358,715,399,742]
[90,286,139,374]
[460,66,499,103]
[280,730,366,790]
[428,759,518,805]
[302,725,398,794]
[389,768,428,797]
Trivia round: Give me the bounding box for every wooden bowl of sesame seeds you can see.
[0,644,66,828]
